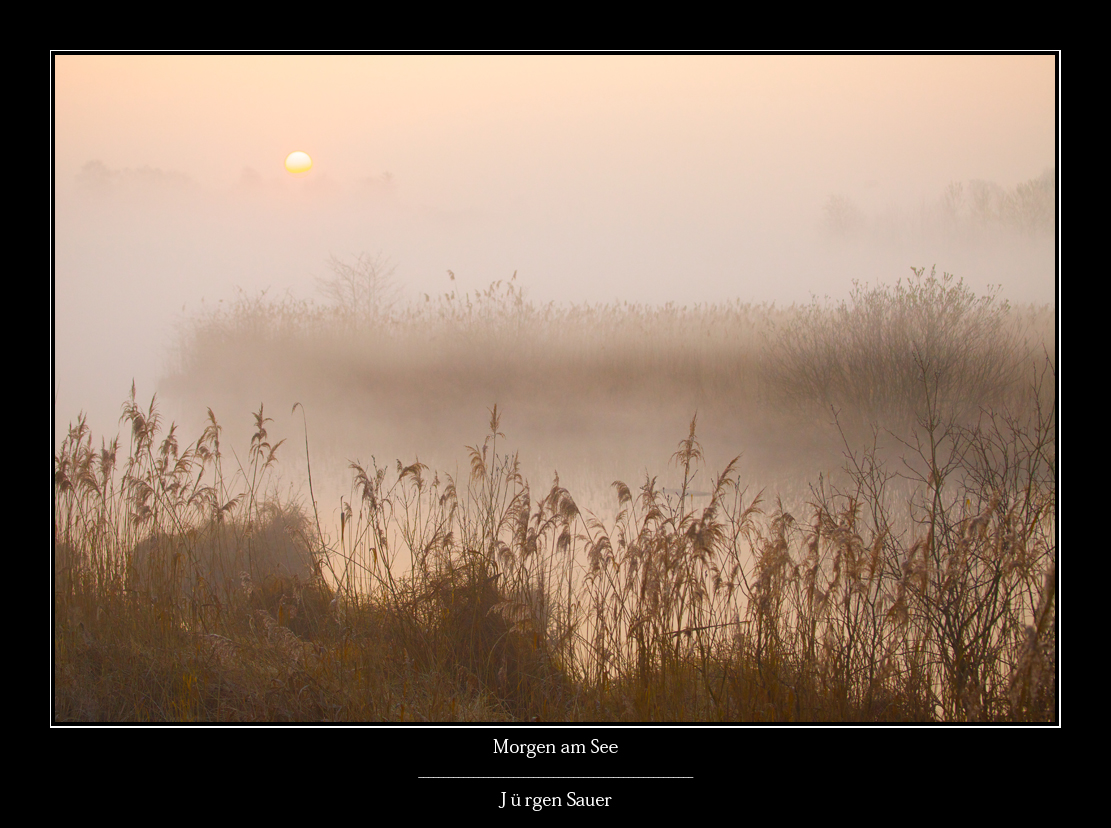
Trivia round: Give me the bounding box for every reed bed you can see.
[54,269,1056,722]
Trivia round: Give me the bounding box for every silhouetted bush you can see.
[764,266,1032,434]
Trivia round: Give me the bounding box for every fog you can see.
[53,55,1056,515]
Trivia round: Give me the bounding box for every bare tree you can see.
[316,252,400,327]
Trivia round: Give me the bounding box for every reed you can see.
[55,273,1056,722]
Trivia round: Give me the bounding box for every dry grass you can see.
[55,274,1056,722]
[54,383,1055,722]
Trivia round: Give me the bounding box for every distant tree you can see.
[969,179,1007,228]
[316,252,400,328]
[824,194,865,237]
[1005,168,1055,237]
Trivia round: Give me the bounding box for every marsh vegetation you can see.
[54,266,1055,722]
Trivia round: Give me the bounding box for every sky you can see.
[53,54,1057,447]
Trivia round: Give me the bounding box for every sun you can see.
[284,151,313,175]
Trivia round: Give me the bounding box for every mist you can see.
[53,54,1056,511]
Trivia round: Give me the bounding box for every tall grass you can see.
[167,264,1050,440]
[164,273,781,445]
[54,381,1055,721]
[55,271,1056,722]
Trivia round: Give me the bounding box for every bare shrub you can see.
[764,266,1034,436]
[316,252,399,331]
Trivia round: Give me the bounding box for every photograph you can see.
[52,53,1058,745]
